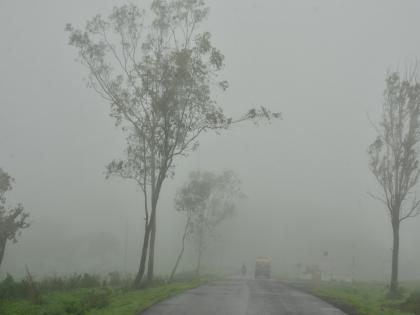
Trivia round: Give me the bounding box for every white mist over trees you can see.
[66,0,279,286]
[2,0,420,291]
[170,170,243,280]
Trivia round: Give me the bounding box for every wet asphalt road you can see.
[140,277,347,315]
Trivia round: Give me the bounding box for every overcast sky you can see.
[1,0,420,281]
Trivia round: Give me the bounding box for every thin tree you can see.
[169,198,193,282]
[368,69,420,297]
[170,171,242,279]
[66,0,279,286]
[0,168,30,269]
[169,170,211,282]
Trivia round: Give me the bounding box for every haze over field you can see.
[1,0,420,282]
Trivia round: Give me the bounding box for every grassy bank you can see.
[88,281,201,315]
[0,279,202,315]
[303,282,420,315]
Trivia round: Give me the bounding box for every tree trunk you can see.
[195,214,205,278]
[0,238,6,270]
[169,216,190,282]
[390,222,400,297]
[146,211,156,283]
[195,245,203,278]
[133,222,151,288]
[146,172,165,285]
[146,136,157,285]
[195,223,204,278]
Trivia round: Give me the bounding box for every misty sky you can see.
[1,0,420,281]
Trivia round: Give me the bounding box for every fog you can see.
[1,0,420,282]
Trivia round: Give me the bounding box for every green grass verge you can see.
[0,280,202,315]
[87,281,201,315]
[308,282,417,315]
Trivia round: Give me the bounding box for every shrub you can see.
[41,305,67,315]
[22,269,42,304]
[0,272,105,301]
[40,276,66,292]
[63,300,86,315]
[82,289,111,309]
[0,274,24,299]
[108,271,122,287]
[66,274,83,290]
[38,273,101,292]
[80,273,100,288]
[400,291,420,314]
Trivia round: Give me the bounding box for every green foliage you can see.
[88,280,202,315]
[0,280,201,315]
[80,274,101,289]
[0,273,104,302]
[0,274,24,299]
[39,276,66,292]
[400,291,420,314]
[38,306,67,315]
[82,289,111,309]
[0,288,112,315]
[107,271,122,287]
[0,273,40,302]
[62,301,85,315]
[310,282,415,315]
[35,273,101,292]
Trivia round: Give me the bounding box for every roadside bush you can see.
[108,271,122,287]
[38,273,101,292]
[41,305,67,315]
[80,273,101,288]
[23,270,42,304]
[106,271,134,290]
[82,289,111,309]
[0,272,104,301]
[400,291,420,314]
[40,276,66,292]
[66,274,83,290]
[63,300,86,315]
[41,300,86,315]
[0,273,44,302]
[0,274,24,299]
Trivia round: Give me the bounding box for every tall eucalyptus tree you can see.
[368,69,420,296]
[67,0,279,286]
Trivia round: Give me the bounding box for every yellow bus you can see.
[255,256,271,278]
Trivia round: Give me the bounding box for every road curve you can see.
[139,277,347,315]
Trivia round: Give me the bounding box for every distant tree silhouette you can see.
[0,168,30,269]
[170,170,243,280]
[368,69,420,297]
